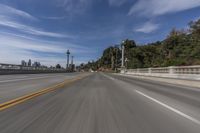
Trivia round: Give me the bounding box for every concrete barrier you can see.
[121,65,200,80]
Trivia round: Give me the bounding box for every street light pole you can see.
[121,41,125,68]
[115,47,117,71]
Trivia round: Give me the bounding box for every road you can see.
[0,73,200,133]
[0,73,82,104]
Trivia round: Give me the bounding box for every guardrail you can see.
[121,65,200,80]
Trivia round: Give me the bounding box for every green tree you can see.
[189,19,200,37]
[81,18,200,71]
[56,64,61,69]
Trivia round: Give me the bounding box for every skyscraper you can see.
[66,50,70,69]
[28,59,31,67]
[21,60,26,67]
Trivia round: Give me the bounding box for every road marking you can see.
[135,90,200,125]
[0,74,89,111]
[101,73,115,81]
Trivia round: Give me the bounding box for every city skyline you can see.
[0,0,200,66]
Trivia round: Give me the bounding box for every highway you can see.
[0,73,82,104]
[0,73,200,133]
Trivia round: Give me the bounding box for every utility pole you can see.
[114,45,118,72]
[66,50,70,69]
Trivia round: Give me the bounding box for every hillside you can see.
[82,19,200,71]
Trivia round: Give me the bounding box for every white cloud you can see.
[108,0,128,6]
[0,33,94,66]
[59,0,128,11]
[0,36,64,53]
[135,22,159,33]
[58,0,92,14]
[0,4,37,21]
[0,4,74,38]
[0,33,92,54]
[0,18,71,38]
[0,3,94,66]
[41,16,66,20]
[129,0,200,16]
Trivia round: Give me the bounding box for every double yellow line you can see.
[0,74,89,111]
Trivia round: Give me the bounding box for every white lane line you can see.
[135,90,200,125]
[0,75,65,83]
[101,73,115,81]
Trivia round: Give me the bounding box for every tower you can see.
[121,41,125,68]
[28,59,31,67]
[66,50,70,69]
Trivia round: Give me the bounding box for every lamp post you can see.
[121,40,125,68]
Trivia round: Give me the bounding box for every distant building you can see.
[28,59,32,67]
[33,62,41,68]
[69,64,75,71]
[21,60,26,67]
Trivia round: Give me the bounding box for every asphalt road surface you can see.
[0,73,200,133]
[0,73,82,104]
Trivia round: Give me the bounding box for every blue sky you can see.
[0,0,200,66]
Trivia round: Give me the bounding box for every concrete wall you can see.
[121,65,200,80]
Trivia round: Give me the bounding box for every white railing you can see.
[173,66,200,74]
[122,65,200,80]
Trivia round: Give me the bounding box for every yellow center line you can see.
[0,74,90,111]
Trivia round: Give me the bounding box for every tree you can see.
[82,18,200,70]
[123,39,136,50]
[162,28,186,59]
[56,64,61,69]
[189,19,200,37]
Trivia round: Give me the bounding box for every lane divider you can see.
[135,90,200,125]
[0,74,90,111]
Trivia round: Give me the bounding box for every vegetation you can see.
[56,64,61,69]
[82,19,200,71]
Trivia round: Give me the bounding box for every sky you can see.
[0,0,200,67]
